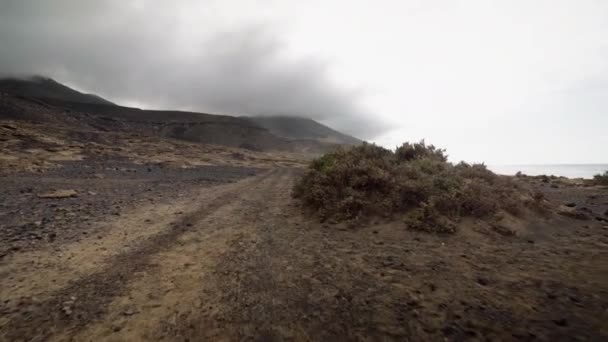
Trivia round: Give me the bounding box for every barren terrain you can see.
[1,88,608,340]
[1,157,608,340]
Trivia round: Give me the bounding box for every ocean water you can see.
[488,164,608,179]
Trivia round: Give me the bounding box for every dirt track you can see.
[1,169,608,341]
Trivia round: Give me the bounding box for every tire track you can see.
[67,168,295,341]
[171,168,390,341]
[0,170,278,342]
[166,168,330,340]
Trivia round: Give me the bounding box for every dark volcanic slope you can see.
[0,76,115,105]
[0,76,288,150]
[0,94,288,151]
[0,76,358,152]
[249,116,361,145]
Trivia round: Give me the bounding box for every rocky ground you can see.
[1,161,607,341]
[0,119,305,174]
[0,158,259,258]
[1,115,608,341]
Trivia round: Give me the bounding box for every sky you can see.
[0,0,607,164]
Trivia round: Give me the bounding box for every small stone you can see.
[38,189,77,199]
[442,325,457,336]
[564,202,576,207]
[477,277,490,286]
[557,205,590,220]
[122,306,139,316]
[553,318,568,327]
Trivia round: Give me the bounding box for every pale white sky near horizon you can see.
[1,0,607,164]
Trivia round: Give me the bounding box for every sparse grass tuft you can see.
[293,141,530,233]
[593,171,608,186]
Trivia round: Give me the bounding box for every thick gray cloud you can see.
[2,0,607,164]
[0,0,385,138]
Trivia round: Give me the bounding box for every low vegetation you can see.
[293,141,537,233]
[594,171,608,186]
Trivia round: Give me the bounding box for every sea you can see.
[488,164,608,179]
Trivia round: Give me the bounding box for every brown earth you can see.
[0,118,306,174]
[1,162,608,341]
[0,91,350,154]
[1,104,608,341]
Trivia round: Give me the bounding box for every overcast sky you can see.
[1,0,607,164]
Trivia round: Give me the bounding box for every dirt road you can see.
[1,169,608,341]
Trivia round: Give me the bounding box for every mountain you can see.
[0,76,360,153]
[248,116,361,145]
[0,93,289,151]
[0,76,115,105]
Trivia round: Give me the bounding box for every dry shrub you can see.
[395,140,447,163]
[293,144,395,220]
[593,171,608,186]
[293,141,528,233]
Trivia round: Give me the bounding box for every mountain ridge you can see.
[0,76,362,152]
[0,76,115,105]
[248,116,361,145]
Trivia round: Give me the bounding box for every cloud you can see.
[0,0,386,138]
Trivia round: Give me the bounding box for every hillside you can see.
[0,77,358,153]
[0,76,115,105]
[0,94,288,151]
[249,116,361,145]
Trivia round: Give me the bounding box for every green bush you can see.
[593,171,608,185]
[293,141,527,233]
[292,144,396,220]
[395,140,447,163]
